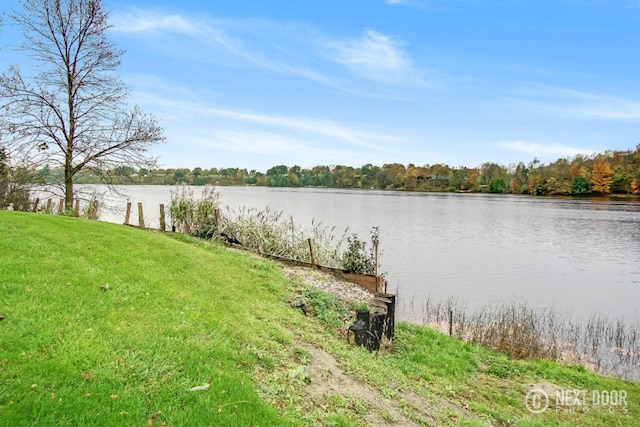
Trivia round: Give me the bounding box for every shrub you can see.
[0,149,33,211]
[169,185,219,233]
[341,227,379,274]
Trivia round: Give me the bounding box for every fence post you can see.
[377,293,396,342]
[32,198,40,212]
[215,208,221,237]
[449,308,453,336]
[370,312,385,351]
[349,310,371,348]
[308,238,316,265]
[58,199,64,215]
[74,199,80,217]
[90,200,99,220]
[138,202,145,228]
[183,205,191,234]
[124,202,132,224]
[45,199,52,214]
[374,239,381,292]
[159,204,166,231]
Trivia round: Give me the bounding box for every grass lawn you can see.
[0,211,638,426]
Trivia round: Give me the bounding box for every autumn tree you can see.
[591,156,613,194]
[0,0,164,209]
[403,165,421,190]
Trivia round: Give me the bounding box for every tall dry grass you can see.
[220,206,346,267]
[407,296,640,381]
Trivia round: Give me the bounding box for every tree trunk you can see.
[64,160,74,211]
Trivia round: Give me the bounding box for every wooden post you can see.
[124,202,132,224]
[58,199,64,215]
[74,199,80,217]
[90,200,99,220]
[138,202,145,228]
[376,293,396,342]
[349,310,370,348]
[449,308,453,337]
[183,205,191,234]
[308,238,316,265]
[159,204,166,231]
[374,239,381,293]
[214,208,221,237]
[45,199,52,215]
[370,313,385,351]
[32,198,40,212]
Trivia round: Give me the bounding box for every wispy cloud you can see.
[131,86,400,156]
[112,9,200,35]
[323,30,428,86]
[199,107,401,149]
[113,9,275,67]
[498,141,595,158]
[510,84,640,121]
[112,8,431,92]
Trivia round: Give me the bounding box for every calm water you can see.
[93,185,640,323]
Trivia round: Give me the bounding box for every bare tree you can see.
[0,0,164,210]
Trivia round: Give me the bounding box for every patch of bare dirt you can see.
[303,346,496,426]
[304,346,431,426]
[284,264,493,425]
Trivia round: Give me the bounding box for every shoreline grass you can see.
[1,211,639,426]
[404,295,640,382]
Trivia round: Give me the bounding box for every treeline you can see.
[42,145,640,196]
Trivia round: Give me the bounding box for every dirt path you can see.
[304,346,429,426]
[303,346,491,426]
[284,264,492,425]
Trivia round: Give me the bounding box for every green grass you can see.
[0,212,297,426]
[1,211,639,426]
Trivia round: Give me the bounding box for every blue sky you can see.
[1,0,639,171]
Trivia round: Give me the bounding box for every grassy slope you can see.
[0,211,638,426]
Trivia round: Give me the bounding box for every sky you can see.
[1,0,639,171]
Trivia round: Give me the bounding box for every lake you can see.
[92,185,640,324]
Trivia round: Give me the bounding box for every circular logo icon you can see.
[525,388,549,414]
